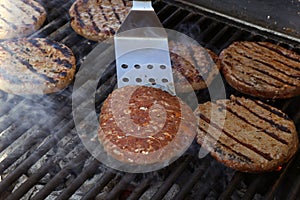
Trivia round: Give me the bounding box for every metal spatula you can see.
[114,0,175,95]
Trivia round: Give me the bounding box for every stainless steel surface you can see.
[174,0,300,43]
[115,0,175,95]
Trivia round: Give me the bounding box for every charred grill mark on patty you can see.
[31,15,37,23]
[223,59,282,89]
[223,59,281,89]
[27,38,47,54]
[233,98,292,134]
[108,0,122,24]
[0,0,46,40]
[198,112,273,161]
[253,100,290,120]
[16,58,57,83]
[99,5,108,22]
[256,42,300,64]
[69,0,133,41]
[99,3,116,35]
[0,43,57,84]
[170,52,205,83]
[121,0,127,7]
[195,95,298,172]
[11,1,36,22]
[60,72,68,77]
[228,72,256,88]
[220,41,300,98]
[74,4,85,28]
[109,27,115,35]
[8,39,73,72]
[216,102,289,145]
[0,4,13,13]
[44,39,73,58]
[236,43,300,79]
[245,54,299,79]
[197,125,253,163]
[0,68,23,84]
[53,58,73,69]
[224,53,298,87]
[0,18,17,30]
[87,8,100,33]
[20,0,44,14]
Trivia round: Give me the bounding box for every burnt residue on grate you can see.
[0,0,299,199]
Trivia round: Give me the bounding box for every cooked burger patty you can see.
[195,95,299,172]
[220,41,300,99]
[70,0,220,92]
[69,0,132,41]
[0,0,46,39]
[98,85,196,165]
[169,41,220,93]
[0,38,76,94]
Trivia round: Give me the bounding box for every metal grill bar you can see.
[151,156,193,200]
[161,9,189,28]
[0,119,74,194]
[242,176,269,200]
[106,173,136,200]
[174,157,210,200]
[287,179,300,200]
[0,126,49,173]
[127,176,153,200]
[0,123,33,154]
[56,159,101,200]
[31,148,90,200]
[81,170,116,200]
[265,152,300,199]
[4,134,80,200]
[0,0,299,199]
[218,172,244,200]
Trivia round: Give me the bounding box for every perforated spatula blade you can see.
[114,0,175,95]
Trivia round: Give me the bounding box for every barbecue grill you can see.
[0,0,299,199]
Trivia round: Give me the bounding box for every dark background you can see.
[183,0,300,40]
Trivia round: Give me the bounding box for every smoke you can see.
[0,91,73,190]
[175,20,202,42]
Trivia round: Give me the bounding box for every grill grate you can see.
[0,0,299,199]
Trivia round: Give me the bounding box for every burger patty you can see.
[98,85,197,165]
[0,0,46,39]
[70,0,221,92]
[195,95,299,172]
[0,38,76,94]
[169,40,221,93]
[220,41,300,99]
[69,0,132,41]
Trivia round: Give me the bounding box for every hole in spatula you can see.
[160,65,166,69]
[136,78,142,83]
[121,64,128,69]
[149,78,156,85]
[134,64,141,69]
[147,65,154,69]
[162,78,169,83]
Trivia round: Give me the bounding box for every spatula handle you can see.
[132,0,153,10]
